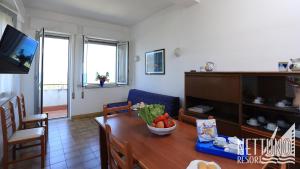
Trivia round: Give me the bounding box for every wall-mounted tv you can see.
[0,25,38,74]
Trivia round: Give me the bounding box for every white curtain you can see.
[0,10,14,95]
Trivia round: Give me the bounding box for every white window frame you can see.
[116,42,129,85]
[82,36,129,88]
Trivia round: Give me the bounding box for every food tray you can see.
[195,136,248,161]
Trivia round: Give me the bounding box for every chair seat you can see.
[23,114,47,122]
[8,127,44,143]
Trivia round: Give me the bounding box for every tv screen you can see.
[0,25,38,74]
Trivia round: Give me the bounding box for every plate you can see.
[277,123,290,129]
[264,126,281,131]
[213,141,227,148]
[228,137,242,145]
[246,120,260,127]
[253,101,263,104]
[275,104,288,108]
[186,160,221,169]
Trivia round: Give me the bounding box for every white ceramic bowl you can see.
[147,123,176,135]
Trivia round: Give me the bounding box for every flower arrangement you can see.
[96,72,109,87]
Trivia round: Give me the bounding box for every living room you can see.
[0,0,299,169]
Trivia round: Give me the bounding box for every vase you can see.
[100,80,105,87]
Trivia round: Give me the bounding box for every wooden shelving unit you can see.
[184,72,300,167]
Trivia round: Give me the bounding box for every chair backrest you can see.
[178,108,197,125]
[105,124,133,169]
[16,96,24,127]
[103,101,132,118]
[0,102,17,144]
[19,94,26,117]
[178,108,214,126]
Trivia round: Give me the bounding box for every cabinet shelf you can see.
[243,102,300,115]
[186,110,239,126]
[241,125,300,146]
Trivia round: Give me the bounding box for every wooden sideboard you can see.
[185,72,300,167]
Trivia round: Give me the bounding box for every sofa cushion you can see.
[127,89,179,117]
[107,101,128,108]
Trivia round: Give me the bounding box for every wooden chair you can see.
[0,102,46,169]
[178,108,214,125]
[103,101,132,119]
[178,108,197,125]
[17,94,48,141]
[105,124,149,169]
[105,124,134,169]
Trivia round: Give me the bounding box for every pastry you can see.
[207,162,218,169]
[197,161,207,169]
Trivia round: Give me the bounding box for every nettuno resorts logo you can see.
[238,124,295,164]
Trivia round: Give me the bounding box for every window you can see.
[83,36,129,87]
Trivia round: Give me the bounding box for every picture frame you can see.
[145,49,165,75]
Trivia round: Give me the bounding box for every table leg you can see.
[99,125,108,169]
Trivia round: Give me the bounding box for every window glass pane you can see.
[117,42,128,84]
[85,42,116,84]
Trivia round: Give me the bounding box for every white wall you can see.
[131,0,300,104]
[0,1,23,97]
[22,8,132,116]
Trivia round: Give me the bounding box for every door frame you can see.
[35,30,72,118]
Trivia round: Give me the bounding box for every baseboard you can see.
[71,112,103,119]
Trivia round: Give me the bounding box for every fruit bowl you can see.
[147,123,176,135]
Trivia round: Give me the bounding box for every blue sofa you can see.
[107,89,180,117]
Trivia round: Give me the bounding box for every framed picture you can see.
[145,49,165,75]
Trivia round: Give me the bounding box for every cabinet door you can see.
[185,75,240,103]
[217,120,240,137]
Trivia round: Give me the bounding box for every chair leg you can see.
[13,145,16,160]
[45,119,48,142]
[3,145,9,169]
[41,136,45,168]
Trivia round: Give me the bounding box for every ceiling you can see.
[22,0,179,26]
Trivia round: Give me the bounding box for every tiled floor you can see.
[44,109,68,119]
[7,118,100,169]
[43,105,68,119]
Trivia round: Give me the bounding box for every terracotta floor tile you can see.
[4,118,100,169]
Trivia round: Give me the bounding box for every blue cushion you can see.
[107,101,128,108]
[128,89,179,117]
[106,89,180,117]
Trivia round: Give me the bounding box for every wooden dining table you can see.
[95,112,263,169]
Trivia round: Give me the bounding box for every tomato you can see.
[163,113,169,119]
[168,119,175,127]
[153,115,166,123]
[156,121,164,128]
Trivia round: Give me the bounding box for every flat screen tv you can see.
[0,25,38,74]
